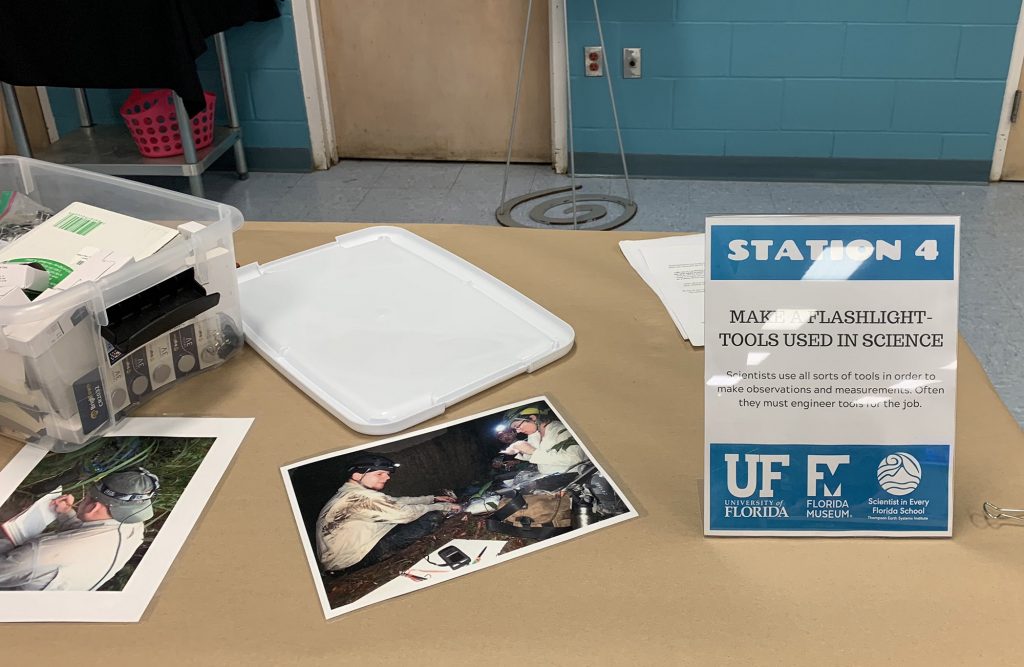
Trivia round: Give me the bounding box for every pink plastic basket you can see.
[119,89,217,158]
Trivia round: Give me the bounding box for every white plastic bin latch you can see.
[87,281,108,327]
[178,221,210,285]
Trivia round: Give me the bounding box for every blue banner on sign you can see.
[709,224,956,281]
[708,444,950,532]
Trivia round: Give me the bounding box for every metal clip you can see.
[982,502,1024,523]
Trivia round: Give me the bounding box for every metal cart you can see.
[1,32,247,199]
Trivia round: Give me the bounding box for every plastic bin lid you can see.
[236,226,575,435]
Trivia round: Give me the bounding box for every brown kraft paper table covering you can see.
[1,222,1022,664]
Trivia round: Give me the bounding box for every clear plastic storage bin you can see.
[0,157,244,452]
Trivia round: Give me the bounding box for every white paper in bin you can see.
[236,226,575,434]
[0,157,246,450]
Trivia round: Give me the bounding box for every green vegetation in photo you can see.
[1,435,216,591]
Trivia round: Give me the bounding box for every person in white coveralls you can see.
[316,454,461,572]
[0,468,159,591]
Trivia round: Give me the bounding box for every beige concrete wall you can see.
[319,0,551,162]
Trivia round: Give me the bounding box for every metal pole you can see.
[1,83,32,157]
[173,93,205,198]
[494,0,636,231]
[73,88,94,128]
[214,32,249,180]
[591,0,632,204]
[500,0,533,210]
[563,0,578,229]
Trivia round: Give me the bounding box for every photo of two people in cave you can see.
[282,397,637,619]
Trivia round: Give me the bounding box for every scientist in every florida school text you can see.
[0,469,159,591]
[316,455,461,572]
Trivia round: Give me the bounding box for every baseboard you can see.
[575,153,991,184]
[211,146,313,173]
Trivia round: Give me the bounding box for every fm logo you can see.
[725,453,849,498]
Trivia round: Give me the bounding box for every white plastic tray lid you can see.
[237,227,575,435]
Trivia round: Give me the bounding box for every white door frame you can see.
[990,2,1024,180]
[35,87,60,143]
[294,1,337,170]
[6,87,60,146]
[295,0,562,172]
[550,0,568,174]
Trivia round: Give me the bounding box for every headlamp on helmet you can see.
[346,455,400,476]
[87,468,160,524]
[503,405,546,429]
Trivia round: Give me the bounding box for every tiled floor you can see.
[147,160,1024,427]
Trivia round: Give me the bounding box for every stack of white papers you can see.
[0,202,176,291]
[619,234,705,347]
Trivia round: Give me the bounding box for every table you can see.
[2,222,1022,664]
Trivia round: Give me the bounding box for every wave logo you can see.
[876,453,923,496]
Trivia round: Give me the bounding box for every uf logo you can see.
[724,454,790,498]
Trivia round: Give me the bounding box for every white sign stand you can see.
[704,216,959,537]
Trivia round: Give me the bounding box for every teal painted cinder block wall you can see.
[569,0,1022,162]
[47,0,310,152]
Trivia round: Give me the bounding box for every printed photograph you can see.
[0,417,252,623]
[283,397,638,619]
[0,436,213,592]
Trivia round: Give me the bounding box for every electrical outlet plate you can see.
[623,48,641,79]
[584,46,603,77]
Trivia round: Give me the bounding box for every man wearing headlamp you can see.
[316,454,461,572]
